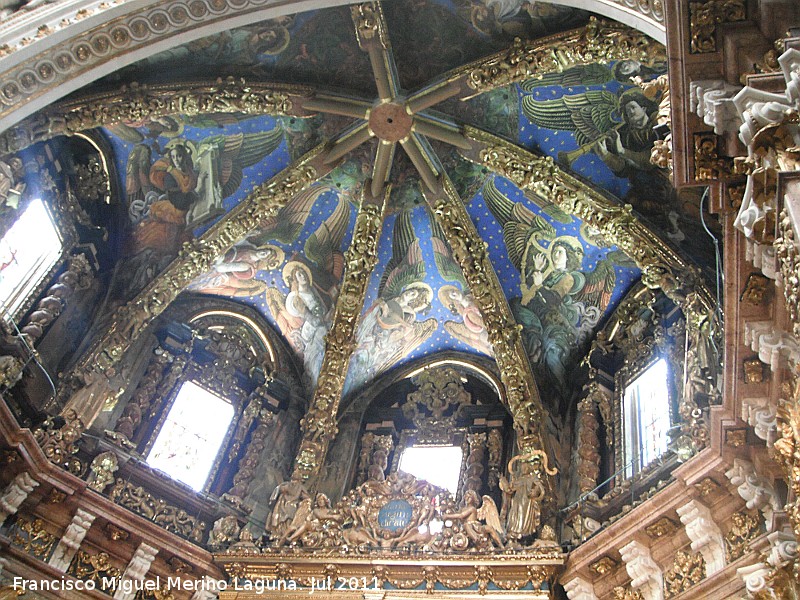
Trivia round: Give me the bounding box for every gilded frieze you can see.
[10,517,58,560]
[663,550,705,598]
[0,80,308,156]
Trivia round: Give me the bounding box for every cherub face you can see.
[399,288,419,305]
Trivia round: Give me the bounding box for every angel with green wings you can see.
[350,210,437,389]
[262,188,351,389]
[429,208,493,356]
[483,177,632,392]
[521,86,660,176]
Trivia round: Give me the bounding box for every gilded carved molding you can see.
[421,174,548,455]
[0,0,356,133]
[0,80,309,156]
[291,185,389,482]
[461,18,664,97]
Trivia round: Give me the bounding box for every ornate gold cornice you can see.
[215,551,564,596]
[457,18,664,98]
[0,79,312,156]
[75,143,332,382]
[291,184,389,481]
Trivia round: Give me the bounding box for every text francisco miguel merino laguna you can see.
[13,575,380,593]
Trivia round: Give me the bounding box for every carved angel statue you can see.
[483,177,633,394]
[443,489,505,550]
[429,208,493,356]
[521,84,661,174]
[499,462,544,543]
[263,189,350,388]
[267,478,311,543]
[349,209,437,389]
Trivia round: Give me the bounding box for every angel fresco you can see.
[521,85,661,177]
[349,210,437,390]
[191,242,285,297]
[264,190,351,389]
[114,119,284,298]
[430,209,493,356]
[519,60,666,91]
[483,178,633,396]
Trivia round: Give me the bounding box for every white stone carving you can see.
[0,471,39,523]
[690,79,743,135]
[619,540,664,600]
[743,321,800,372]
[48,508,95,572]
[563,577,599,600]
[737,562,772,596]
[113,542,158,600]
[676,499,726,575]
[766,529,798,569]
[742,396,778,446]
[725,459,782,526]
[190,576,221,600]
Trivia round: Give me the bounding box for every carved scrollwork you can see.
[689,0,747,54]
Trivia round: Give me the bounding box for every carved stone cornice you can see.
[0,79,311,156]
[75,143,331,384]
[291,184,389,481]
[461,18,664,97]
[421,174,547,454]
[688,0,747,54]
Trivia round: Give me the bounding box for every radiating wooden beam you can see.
[412,116,471,150]
[302,96,372,119]
[400,135,438,192]
[323,123,373,165]
[371,140,395,197]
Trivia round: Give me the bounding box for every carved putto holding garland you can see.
[259,471,544,554]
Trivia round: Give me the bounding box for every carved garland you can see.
[291,185,388,481]
[422,175,547,450]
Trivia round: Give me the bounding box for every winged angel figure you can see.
[430,209,493,356]
[483,178,633,392]
[520,83,660,176]
[124,124,284,257]
[350,210,437,389]
[256,187,350,389]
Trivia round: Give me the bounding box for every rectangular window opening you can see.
[0,198,63,322]
[398,445,463,495]
[146,381,234,491]
[623,358,671,478]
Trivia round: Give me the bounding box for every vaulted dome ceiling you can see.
[2,0,717,442]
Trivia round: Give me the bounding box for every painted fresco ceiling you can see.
[78,0,718,409]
